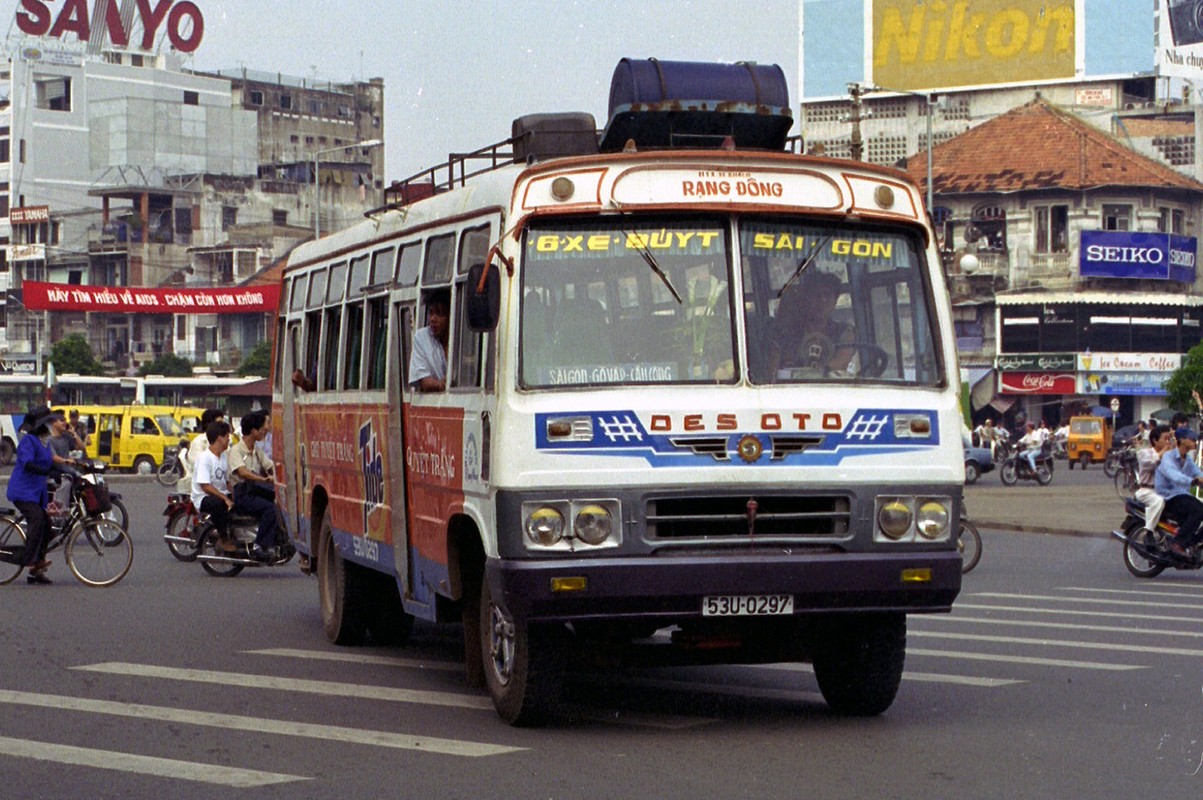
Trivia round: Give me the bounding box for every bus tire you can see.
[317,515,368,646]
[811,613,905,717]
[480,572,565,726]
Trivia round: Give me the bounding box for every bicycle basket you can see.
[81,482,113,516]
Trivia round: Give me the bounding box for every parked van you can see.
[53,404,186,474]
[172,406,206,440]
[1067,415,1111,469]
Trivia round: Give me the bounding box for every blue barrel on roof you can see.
[600,58,793,153]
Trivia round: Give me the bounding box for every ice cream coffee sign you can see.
[1077,352,1181,372]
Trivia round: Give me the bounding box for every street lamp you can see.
[312,138,382,239]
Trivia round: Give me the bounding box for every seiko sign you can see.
[16,0,204,54]
[1079,230,1197,282]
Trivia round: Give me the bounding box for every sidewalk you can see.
[965,480,1120,538]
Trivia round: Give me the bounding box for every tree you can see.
[50,334,105,375]
[1163,340,1203,412]
[138,353,193,377]
[238,338,272,377]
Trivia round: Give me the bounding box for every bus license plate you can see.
[702,595,793,616]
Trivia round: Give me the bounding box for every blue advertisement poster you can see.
[1079,230,1197,281]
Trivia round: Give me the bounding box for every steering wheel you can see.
[796,334,889,378]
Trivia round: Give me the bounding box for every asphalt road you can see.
[2,479,1202,798]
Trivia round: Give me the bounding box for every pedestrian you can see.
[67,409,90,450]
[8,406,78,584]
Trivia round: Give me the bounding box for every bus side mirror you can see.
[466,262,501,332]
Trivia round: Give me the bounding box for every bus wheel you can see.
[811,613,905,716]
[317,516,368,646]
[480,572,565,726]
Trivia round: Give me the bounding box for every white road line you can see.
[72,662,494,710]
[954,601,1203,625]
[972,589,1198,608]
[1057,586,1203,600]
[0,735,304,787]
[913,630,1203,658]
[907,648,1144,670]
[244,647,461,672]
[0,690,523,758]
[918,614,1203,639]
[756,663,1022,687]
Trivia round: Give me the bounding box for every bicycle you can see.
[0,465,133,587]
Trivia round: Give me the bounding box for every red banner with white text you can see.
[20,281,281,313]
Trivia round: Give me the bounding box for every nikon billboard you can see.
[867,0,1084,91]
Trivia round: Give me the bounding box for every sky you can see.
[1,0,1155,183]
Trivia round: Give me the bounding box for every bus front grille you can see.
[646,495,851,540]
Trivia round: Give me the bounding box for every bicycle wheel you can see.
[156,460,178,487]
[65,519,133,587]
[0,515,28,585]
[958,520,982,574]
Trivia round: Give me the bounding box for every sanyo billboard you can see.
[15,0,204,53]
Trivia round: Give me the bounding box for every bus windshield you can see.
[521,216,735,387]
[519,216,942,388]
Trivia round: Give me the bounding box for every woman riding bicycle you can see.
[8,405,78,585]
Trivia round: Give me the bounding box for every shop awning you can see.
[989,396,1015,414]
[968,368,996,411]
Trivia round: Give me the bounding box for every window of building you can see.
[279,94,292,110]
[1158,206,1187,235]
[221,205,237,231]
[131,55,144,67]
[1102,203,1132,231]
[1034,204,1069,253]
[272,209,288,226]
[970,204,1007,252]
[34,76,71,111]
[338,105,352,118]
[249,90,264,106]
[308,99,322,115]
[183,90,198,106]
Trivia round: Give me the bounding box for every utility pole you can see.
[847,82,865,161]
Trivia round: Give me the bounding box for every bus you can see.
[271,59,963,725]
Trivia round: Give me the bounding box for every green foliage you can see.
[1164,340,1203,411]
[50,334,105,376]
[138,353,193,377]
[238,338,272,377]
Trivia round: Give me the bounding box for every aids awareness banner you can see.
[20,281,280,313]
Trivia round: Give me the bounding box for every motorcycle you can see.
[162,492,200,561]
[156,438,191,487]
[999,443,1053,485]
[1112,499,1200,578]
[163,491,294,575]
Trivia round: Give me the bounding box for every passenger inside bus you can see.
[765,270,856,379]
[409,290,450,392]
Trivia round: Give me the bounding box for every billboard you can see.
[1079,230,1197,282]
[21,281,280,313]
[1157,1,1203,78]
[866,0,1084,91]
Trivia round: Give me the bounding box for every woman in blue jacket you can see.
[8,405,74,584]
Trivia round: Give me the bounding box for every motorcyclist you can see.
[1154,427,1203,554]
[1017,422,1042,473]
[1134,424,1174,532]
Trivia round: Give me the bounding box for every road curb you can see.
[973,521,1109,539]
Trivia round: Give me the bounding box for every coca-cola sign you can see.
[999,372,1077,394]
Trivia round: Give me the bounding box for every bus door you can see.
[388,302,413,599]
[282,320,303,544]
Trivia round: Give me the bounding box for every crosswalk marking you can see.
[907,648,1144,670]
[1058,586,1203,600]
[954,601,1203,625]
[72,662,494,710]
[920,613,1203,639]
[0,735,305,787]
[756,663,1023,687]
[245,647,461,671]
[913,630,1203,658]
[972,592,1203,610]
[0,689,524,758]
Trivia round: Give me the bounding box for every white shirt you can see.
[191,447,229,508]
[408,326,447,387]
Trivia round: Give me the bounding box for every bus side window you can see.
[452,283,483,389]
[302,310,322,391]
[396,304,414,391]
[366,297,389,390]
[322,306,342,391]
[343,300,365,390]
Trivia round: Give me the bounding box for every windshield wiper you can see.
[776,233,834,299]
[638,248,682,304]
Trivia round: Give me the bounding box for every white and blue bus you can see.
[272,59,964,725]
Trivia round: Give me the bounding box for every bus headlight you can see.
[525,506,566,546]
[916,499,950,540]
[574,504,613,545]
[877,499,913,540]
